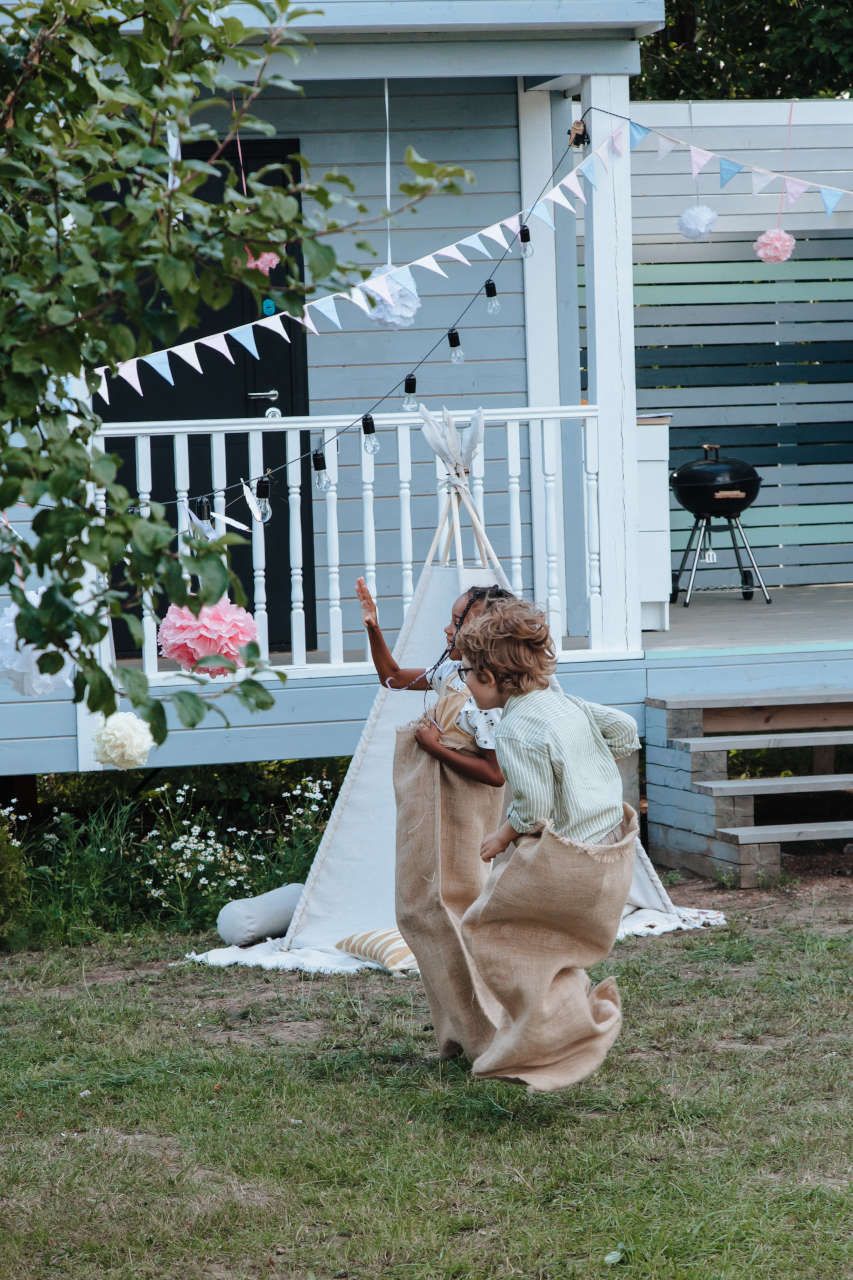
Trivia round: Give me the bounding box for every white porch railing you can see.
[97,404,606,682]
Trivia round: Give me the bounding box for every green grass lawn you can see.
[1,879,850,1280]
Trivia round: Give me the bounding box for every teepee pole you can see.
[458,487,513,591]
[450,485,465,573]
[425,491,453,570]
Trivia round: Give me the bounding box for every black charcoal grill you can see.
[669,444,772,607]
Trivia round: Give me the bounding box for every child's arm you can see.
[480,737,553,860]
[583,701,640,759]
[357,577,429,691]
[480,819,521,862]
[413,722,504,788]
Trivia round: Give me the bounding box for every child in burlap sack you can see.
[356,577,511,1059]
[454,598,640,1091]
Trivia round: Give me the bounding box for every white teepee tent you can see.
[191,408,722,972]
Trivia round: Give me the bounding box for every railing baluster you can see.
[541,415,565,645]
[583,414,603,648]
[286,431,307,666]
[506,419,523,594]
[398,422,413,612]
[172,433,190,587]
[248,430,269,660]
[324,427,343,665]
[210,431,227,575]
[134,434,158,677]
[360,437,377,661]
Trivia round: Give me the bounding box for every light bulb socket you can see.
[198,498,211,522]
[519,223,531,245]
[448,329,461,350]
[484,280,498,299]
[361,413,375,437]
[312,448,327,474]
[404,374,416,395]
[255,477,271,500]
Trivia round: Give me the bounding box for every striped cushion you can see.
[335,928,418,972]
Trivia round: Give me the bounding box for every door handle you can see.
[247,389,279,402]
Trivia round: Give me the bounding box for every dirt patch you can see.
[669,874,853,929]
[37,961,171,998]
[200,1018,325,1046]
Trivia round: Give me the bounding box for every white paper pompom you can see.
[368,267,421,329]
[93,712,154,770]
[0,589,75,697]
[678,205,718,241]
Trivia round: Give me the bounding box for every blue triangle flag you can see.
[820,186,843,218]
[529,200,555,230]
[629,122,650,149]
[230,325,260,359]
[578,155,598,188]
[141,350,174,385]
[719,157,743,188]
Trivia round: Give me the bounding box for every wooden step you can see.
[648,690,853,710]
[695,774,853,797]
[717,821,853,846]
[671,730,853,753]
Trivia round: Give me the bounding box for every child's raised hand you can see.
[356,577,378,629]
[414,721,441,753]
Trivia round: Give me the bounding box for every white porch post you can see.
[516,82,565,634]
[580,74,641,652]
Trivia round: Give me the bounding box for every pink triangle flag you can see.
[412,254,448,276]
[559,169,587,204]
[690,146,714,178]
[481,223,509,250]
[348,287,372,314]
[364,273,396,304]
[784,176,810,209]
[544,185,575,213]
[501,213,521,236]
[609,126,625,156]
[117,359,143,395]
[256,314,291,342]
[436,243,470,265]
[198,333,235,364]
[751,168,775,195]
[171,342,203,373]
[656,133,677,160]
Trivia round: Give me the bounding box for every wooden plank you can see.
[649,689,853,710]
[672,729,853,752]
[703,703,853,733]
[695,774,853,797]
[718,820,853,844]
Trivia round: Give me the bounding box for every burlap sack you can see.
[462,804,638,1092]
[393,691,505,1059]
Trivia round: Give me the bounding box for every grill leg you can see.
[684,517,707,607]
[734,518,772,603]
[671,519,701,603]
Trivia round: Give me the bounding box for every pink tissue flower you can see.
[753,228,795,264]
[158,598,258,676]
[245,247,281,276]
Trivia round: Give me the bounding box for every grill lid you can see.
[670,444,762,517]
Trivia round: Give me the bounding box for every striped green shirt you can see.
[495,687,640,846]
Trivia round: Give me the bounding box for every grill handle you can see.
[701,443,720,461]
[714,488,746,500]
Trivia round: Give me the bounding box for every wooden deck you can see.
[644,583,853,654]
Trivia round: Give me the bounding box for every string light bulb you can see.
[484,279,501,316]
[402,374,417,411]
[519,223,534,259]
[448,329,465,364]
[361,413,381,456]
[312,447,332,492]
[255,476,272,523]
[198,497,211,522]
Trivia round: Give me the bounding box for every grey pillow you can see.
[216,883,304,946]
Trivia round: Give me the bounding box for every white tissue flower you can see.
[93,712,154,770]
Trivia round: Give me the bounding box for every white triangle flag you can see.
[310,296,342,329]
[751,168,775,195]
[198,334,235,364]
[241,479,262,522]
[459,234,492,259]
[256,314,291,342]
[412,254,448,277]
[364,273,396,303]
[436,243,470,266]
[560,169,587,205]
[95,367,109,405]
[609,126,625,156]
[501,213,521,237]
[656,133,677,159]
[544,185,575,213]
[291,309,318,335]
[481,223,509,250]
[348,287,372,314]
[593,142,610,172]
[172,342,203,373]
[117,359,143,395]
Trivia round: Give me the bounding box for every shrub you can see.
[0,808,28,947]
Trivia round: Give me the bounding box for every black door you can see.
[97,137,317,658]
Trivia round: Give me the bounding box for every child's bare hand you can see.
[414,722,441,753]
[356,577,378,629]
[480,831,506,862]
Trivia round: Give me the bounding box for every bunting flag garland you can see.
[719,157,744,188]
[91,108,852,405]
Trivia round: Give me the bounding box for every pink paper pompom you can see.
[158,598,258,676]
[753,228,795,264]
